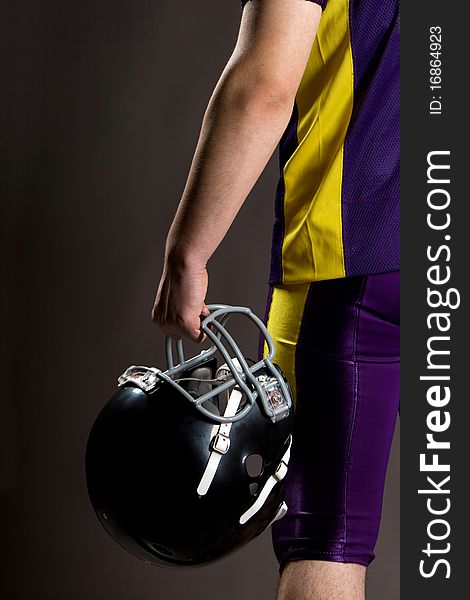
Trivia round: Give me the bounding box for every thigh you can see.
[264,272,400,569]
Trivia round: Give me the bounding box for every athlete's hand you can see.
[151,257,210,342]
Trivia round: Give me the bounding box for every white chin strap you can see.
[197,389,243,496]
[239,437,291,525]
[271,501,288,525]
[196,387,292,528]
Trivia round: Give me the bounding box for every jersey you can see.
[240,0,400,284]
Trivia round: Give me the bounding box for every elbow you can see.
[246,81,296,114]
[218,67,297,117]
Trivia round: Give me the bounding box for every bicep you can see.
[228,0,323,96]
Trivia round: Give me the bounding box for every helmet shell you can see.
[86,369,293,566]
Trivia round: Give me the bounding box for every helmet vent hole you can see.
[249,482,259,496]
[245,454,264,477]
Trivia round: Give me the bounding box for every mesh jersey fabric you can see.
[240,0,400,284]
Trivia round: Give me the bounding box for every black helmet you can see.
[85,304,293,566]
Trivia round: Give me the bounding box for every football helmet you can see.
[85,304,293,566]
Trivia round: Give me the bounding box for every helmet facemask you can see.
[118,304,292,424]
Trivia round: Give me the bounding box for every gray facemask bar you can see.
[120,305,291,424]
[165,305,291,422]
[165,304,231,371]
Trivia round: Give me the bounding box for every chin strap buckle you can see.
[274,458,288,482]
[197,389,243,496]
[211,432,231,455]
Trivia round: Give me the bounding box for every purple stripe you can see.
[341,0,400,276]
[269,102,299,285]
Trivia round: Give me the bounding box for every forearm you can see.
[153,0,322,340]
[164,65,295,268]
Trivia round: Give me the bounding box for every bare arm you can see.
[152,0,322,340]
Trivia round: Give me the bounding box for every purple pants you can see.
[270,271,400,569]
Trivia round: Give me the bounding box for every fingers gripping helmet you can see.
[86,305,293,566]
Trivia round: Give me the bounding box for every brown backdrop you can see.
[0,1,399,598]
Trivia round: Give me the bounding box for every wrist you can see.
[165,245,207,272]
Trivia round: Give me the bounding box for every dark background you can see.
[0,1,399,598]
